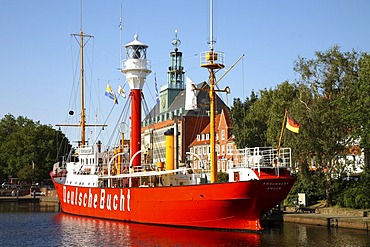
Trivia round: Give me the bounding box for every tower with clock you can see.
[159,30,185,113]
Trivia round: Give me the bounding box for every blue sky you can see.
[1,0,370,143]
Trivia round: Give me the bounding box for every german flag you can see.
[286,114,300,133]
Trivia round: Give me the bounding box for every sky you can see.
[1,0,370,144]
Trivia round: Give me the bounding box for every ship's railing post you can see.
[186,152,206,184]
[107,151,128,187]
[129,150,143,187]
[244,148,248,168]
[253,147,261,176]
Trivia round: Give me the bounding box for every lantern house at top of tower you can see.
[121,34,151,90]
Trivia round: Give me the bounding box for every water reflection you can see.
[261,222,370,247]
[53,213,261,247]
[0,202,60,213]
[0,203,369,247]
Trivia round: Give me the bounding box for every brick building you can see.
[188,109,237,172]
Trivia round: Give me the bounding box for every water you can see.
[0,203,369,247]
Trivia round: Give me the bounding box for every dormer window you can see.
[197,135,200,141]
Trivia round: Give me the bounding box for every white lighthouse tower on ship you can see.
[121,34,151,167]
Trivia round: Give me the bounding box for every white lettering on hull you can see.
[62,186,131,212]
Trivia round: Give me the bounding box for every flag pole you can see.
[277,109,288,159]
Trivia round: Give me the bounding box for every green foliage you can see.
[336,170,370,209]
[231,46,370,209]
[356,53,370,170]
[230,91,265,148]
[341,187,370,209]
[286,165,325,206]
[0,114,70,183]
[217,171,229,182]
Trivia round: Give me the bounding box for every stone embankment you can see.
[284,206,370,231]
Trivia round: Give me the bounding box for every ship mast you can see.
[72,28,93,147]
[199,0,226,183]
[79,30,86,147]
[56,3,105,147]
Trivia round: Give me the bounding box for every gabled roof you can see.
[188,109,233,147]
[200,114,221,134]
[143,82,229,121]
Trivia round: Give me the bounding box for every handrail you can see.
[106,150,142,187]
[186,152,206,169]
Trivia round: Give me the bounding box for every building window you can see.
[201,134,205,141]
[203,146,207,155]
[197,135,200,141]
[206,134,209,140]
[221,130,225,140]
[227,145,232,154]
[221,145,225,155]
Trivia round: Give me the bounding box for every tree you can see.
[229,46,369,209]
[354,53,370,171]
[231,82,306,164]
[230,91,264,148]
[293,46,361,206]
[0,114,70,183]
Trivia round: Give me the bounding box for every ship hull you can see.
[52,176,295,231]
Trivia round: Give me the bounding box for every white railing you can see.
[229,147,292,170]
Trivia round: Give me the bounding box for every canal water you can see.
[0,203,368,247]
